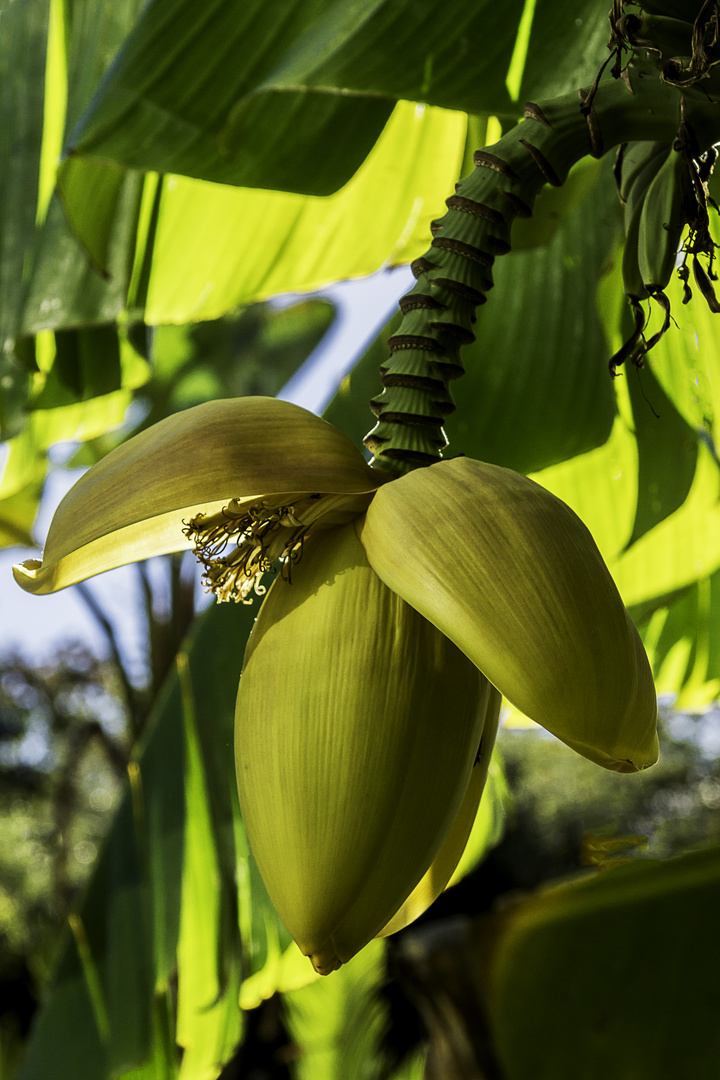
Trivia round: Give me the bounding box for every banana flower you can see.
[13,397,658,975]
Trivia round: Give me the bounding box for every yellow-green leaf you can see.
[141,102,467,323]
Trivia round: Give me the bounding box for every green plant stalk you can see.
[365,62,720,474]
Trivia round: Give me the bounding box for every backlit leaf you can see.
[14,598,287,1079]
[65,0,522,191]
[141,102,467,323]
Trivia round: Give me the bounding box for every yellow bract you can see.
[377,684,502,938]
[13,398,383,594]
[358,457,658,772]
[235,522,488,975]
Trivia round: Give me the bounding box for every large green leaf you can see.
[0,0,49,435]
[64,0,521,192]
[20,172,145,334]
[531,404,720,615]
[518,360,720,722]
[0,0,150,340]
[613,439,720,610]
[14,587,323,1080]
[139,101,467,323]
[3,0,616,335]
[646,251,720,454]
[66,0,393,195]
[639,569,720,709]
[175,656,242,1080]
[63,0,148,133]
[22,100,468,329]
[520,220,720,627]
[518,0,611,101]
[591,229,711,550]
[64,0,614,192]
[625,360,699,548]
[486,846,720,1078]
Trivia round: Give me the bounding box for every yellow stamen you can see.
[183,492,367,603]
[183,499,305,603]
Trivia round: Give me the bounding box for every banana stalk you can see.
[638,144,692,293]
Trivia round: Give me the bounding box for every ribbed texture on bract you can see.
[359,458,658,773]
[235,522,485,975]
[377,684,502,938]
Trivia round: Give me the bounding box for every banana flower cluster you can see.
[13,397,658,975]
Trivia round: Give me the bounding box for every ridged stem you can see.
[365,61,719,474]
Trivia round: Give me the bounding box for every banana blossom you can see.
[13,397,658,975]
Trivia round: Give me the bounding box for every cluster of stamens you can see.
[183,498,312,604]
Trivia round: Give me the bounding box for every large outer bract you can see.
[234,522,486,974]
[359,457,658,772]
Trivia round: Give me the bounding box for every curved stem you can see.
[365,60,719,474]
